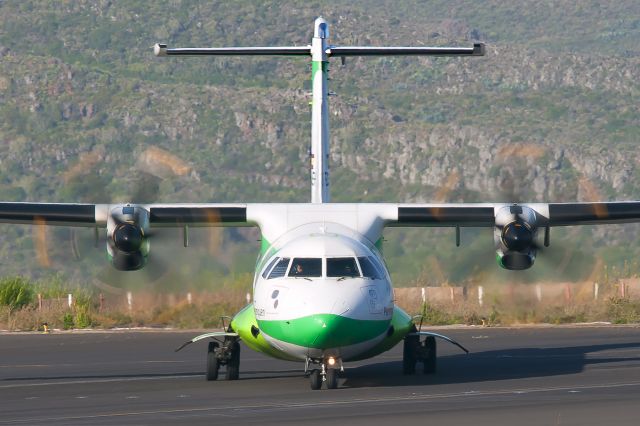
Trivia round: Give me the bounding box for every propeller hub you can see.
[113,223,144,253]
[501,221,533,252]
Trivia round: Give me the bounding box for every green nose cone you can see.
[259,314,389,349]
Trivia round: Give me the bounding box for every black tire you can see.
[225,341,240,381]
[309,369,322,390]
[325,368,339,389]
[403,335,419,375]
[206,342,219,381]
[423,336,437,374]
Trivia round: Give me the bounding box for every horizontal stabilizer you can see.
[154,43,485,58]
[154,44,310,56]
[328,43,485,57]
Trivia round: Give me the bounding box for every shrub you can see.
[62,312,74,330]
[606,297,640,324]
[0,276,34,312]
[75,305,93,328]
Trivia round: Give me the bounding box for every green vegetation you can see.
[0,1,638,292]
[0,277,34,312]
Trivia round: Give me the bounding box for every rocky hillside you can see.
[0,1,639,287]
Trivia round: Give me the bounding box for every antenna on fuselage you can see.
[153,18,485,204]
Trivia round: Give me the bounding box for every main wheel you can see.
[403,335,419,375]
[206,342,219,381]
[309,369,322,390]
[225,341,240,380]
[423,336,437,374]
[325,368,338,389]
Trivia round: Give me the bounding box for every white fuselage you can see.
[252,223,394,360]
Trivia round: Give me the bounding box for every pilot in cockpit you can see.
[291,263,304,276]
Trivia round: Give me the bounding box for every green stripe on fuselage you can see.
[231,304,300,361]
[258,314,389,349]
[311,60,328,81]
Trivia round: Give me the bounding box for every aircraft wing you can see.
[386,201,640,270]
[0,202,255,271]
[5,200,640,230]
[388,201,640,227]
[0,202,252,227]
[0,203,97,226]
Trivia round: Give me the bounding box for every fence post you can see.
[37,293,42,311]
[535,284,542,302]
[594,282,599,301]
[67,293,73,308]
[127,291,133,312]
[187,292,193,305]
[246,292,251,304]
[564,284,572,303]
[421,287,426,304]
[478,285,484,306]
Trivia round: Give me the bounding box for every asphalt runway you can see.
[2,326,640,425]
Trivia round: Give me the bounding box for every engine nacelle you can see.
[106,205,150,270]
[494,205,539,270]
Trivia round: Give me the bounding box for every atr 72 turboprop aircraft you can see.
[3,18,640,390]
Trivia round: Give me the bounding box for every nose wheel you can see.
[307,358,341,390]
[309,369,322,390]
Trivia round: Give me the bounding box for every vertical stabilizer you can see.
[310,17,331,204]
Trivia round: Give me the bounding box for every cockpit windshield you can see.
[263,255,384,281]
[327,257,360,278]
[261,257,280,279]
[268,257,290,279]
[357,256,382,279]
[288,258,322,278]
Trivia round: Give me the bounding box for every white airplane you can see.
[3,18,640,390]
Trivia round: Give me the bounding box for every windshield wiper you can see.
[294,276,313,281]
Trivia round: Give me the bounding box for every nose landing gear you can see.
[307,356,341,390]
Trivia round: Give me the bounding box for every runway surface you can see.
[2,326,640,425]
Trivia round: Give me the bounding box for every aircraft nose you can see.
[308,312,389,348]
[310,314,349,348]
[259,291,390,350]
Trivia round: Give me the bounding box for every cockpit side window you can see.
[288,258,322,278]
[261,257,280,279]
[357,256,381,279]
[327,257,360,278]
[373,255,390,277]
[368,256,387,278]
[268,258,290,279]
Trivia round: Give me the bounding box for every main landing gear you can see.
[206,336,241,381]
[307,357,341,390]
[402,328,469,375]
[403,334,437,375]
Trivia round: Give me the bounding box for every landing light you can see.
[327,357,336,366]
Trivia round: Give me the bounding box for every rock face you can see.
[0,1,639,282]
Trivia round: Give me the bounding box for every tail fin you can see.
[154,18,485,204]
